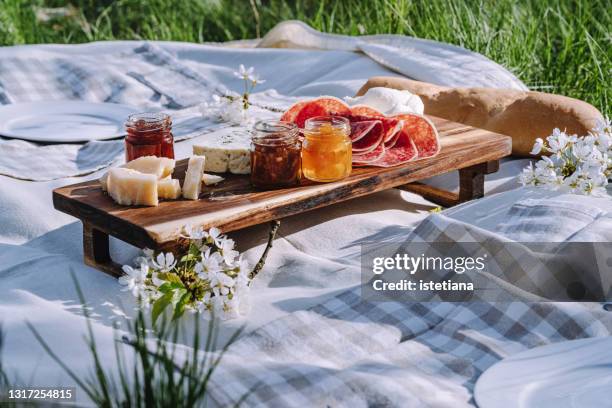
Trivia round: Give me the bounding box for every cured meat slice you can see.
[384,129,402,149]
[292,97,351,128]
[364,143,418,167]
[363,121,419,167]
[280,101,308,123]
[350,120,384,154]
[349,120,380,143]
[280,97,440,169]
[353,143,386,164]
[392,114,440,158]
[349,104,384,118]
[382,119,403,143]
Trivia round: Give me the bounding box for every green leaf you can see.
[189,242,201,257]
[157,282,184,294]
[151,291,174,325]
[180,253,198,263]
[157,272,183,285]
[173,291,192,320]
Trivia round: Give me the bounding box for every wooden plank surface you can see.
[53,116,511,250]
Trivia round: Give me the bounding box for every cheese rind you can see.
[107,168,159,206]
[100,156,175,191]
[158,178,182,199]
[182,156,206,200]
[202,173,225,185]
[192,130,251,174]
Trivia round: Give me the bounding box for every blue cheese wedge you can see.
[192,130,251,174]
[182,156,206,200]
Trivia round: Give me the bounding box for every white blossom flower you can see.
[151,272,165,288]
[183,224,207,240]
[250,73,266,85]
[119,263,148,297]
[530,138,544,155]
[207,227,224,247]
[219,237,239,265]
[209,270,235,296]
[152,252,176,272]
[121,226,252,321]
[547,128,570,156]
[233,64,255,81]
[593,117,611,136]
[522,121,612,195]
[194,248,223,278]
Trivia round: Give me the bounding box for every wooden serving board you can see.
[53,116,511,276]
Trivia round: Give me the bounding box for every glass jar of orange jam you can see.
[301,116,352,182]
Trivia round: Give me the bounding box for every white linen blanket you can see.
[2,22,608,407]
[208,207,612,406]
[0,21,525,181]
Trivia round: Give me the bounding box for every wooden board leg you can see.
[398,160,500,207]
[82,222,123,277]
[458,160,499,203]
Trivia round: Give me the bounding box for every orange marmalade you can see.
[301,116,352,182]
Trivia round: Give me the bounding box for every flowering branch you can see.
[250,220,281,281]
[119,226,252,321]
[520,118,611,195]
[200,64,266,125]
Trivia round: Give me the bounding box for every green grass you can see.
[0,0,609,115]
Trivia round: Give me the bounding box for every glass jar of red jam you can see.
[125,112,174,161]
[250,120,301,189]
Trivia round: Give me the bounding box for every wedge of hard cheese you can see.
[182,156,206,200]
[202,173,224,185]
[192,130,250,174]
[100,156,175,191]
[107,168,158,206]
[158,178,182,199]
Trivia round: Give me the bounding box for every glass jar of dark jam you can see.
[250,120,301,189]
[125,112,174,162]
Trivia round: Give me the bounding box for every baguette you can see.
[356,77,604,157]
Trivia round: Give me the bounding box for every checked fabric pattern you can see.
[209,212,612,407]
[0,43,224,181]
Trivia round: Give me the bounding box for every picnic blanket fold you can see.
[259,20,527,91]
[208,211,612,407]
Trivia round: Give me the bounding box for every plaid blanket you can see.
[0,43,230,181]
[209,207,612,407]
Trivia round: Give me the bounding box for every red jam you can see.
[125,112,174,161]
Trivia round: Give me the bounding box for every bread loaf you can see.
[356,77,604,157]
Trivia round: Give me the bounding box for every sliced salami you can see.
[363,142,418,167]
[353,142,386,164]
[280,101,308,123]
[293,97,351,128]
[349,120,380,143]
[350,120,384,154]
[349,104,384,118]
[280,97,440,169]
[392,114,440,158]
